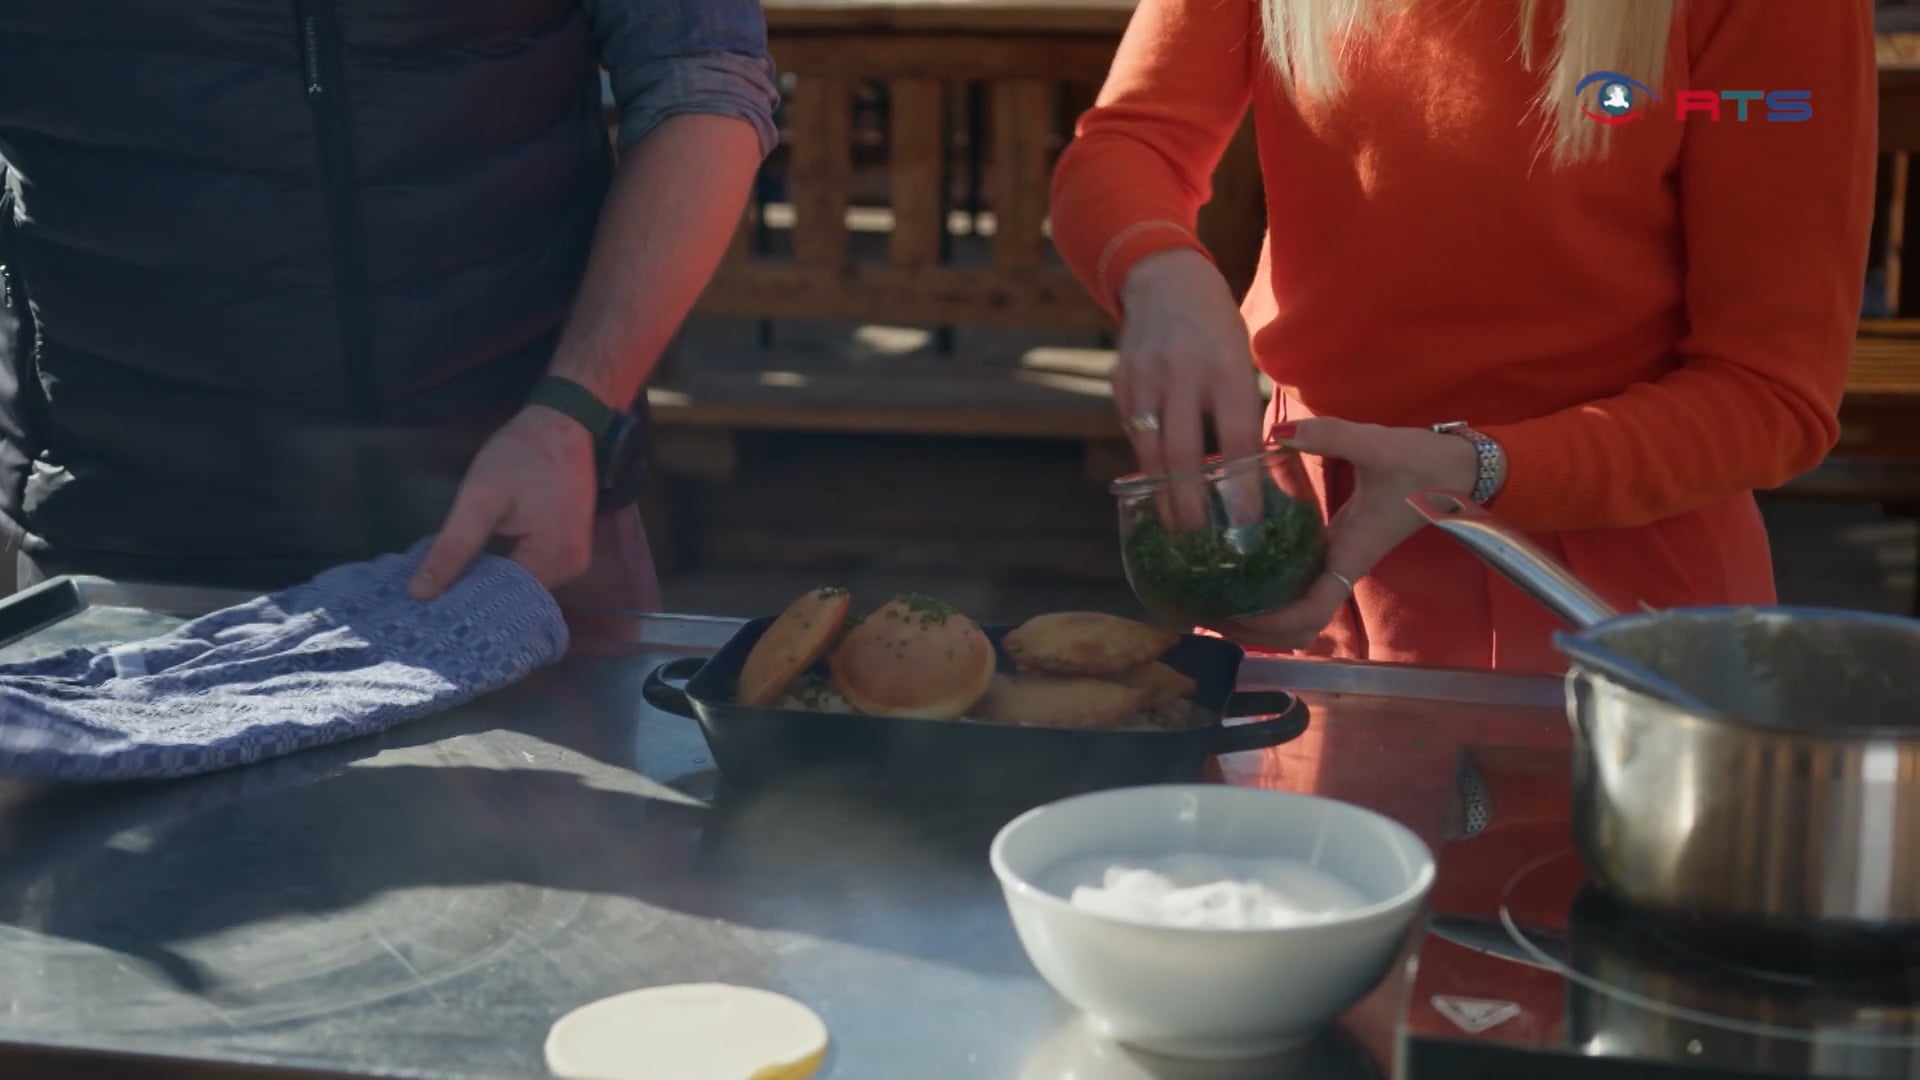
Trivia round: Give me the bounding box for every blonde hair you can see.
[1260,0,1676,165]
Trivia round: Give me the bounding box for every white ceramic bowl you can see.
[989,784,1435,1061]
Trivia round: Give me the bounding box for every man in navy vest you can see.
[0,1,778,607]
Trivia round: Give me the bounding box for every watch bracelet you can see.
[1432,422,1505,505]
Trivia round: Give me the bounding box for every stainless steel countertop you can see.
[0,606,1567,1080]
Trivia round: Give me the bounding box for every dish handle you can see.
[641,657,706,720]
[1209,691,1310,754]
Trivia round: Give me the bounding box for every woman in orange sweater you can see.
[1053,0,1876,674]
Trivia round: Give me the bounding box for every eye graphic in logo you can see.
[1575,71,1660,126]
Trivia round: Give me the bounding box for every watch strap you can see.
[528,375,618,441]
[1432,421,1505,505]
[528,375,641,501]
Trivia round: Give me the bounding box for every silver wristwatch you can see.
[1432,421,1506,505]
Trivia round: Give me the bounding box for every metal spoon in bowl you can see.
[1548,630,1725,718]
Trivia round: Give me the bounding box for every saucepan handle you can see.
[1407,489,1621,629]
[1209,691,1311,754]
[641,657,707,720]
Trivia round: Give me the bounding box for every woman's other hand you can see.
[1212,418,1487,650]
[1112,250,1266,527]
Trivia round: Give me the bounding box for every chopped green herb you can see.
[1122,485,1326,623]
[898,592,957,623]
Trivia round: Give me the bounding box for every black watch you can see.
[527,375,639,497]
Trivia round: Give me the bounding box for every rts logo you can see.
[1576,71,1812,125]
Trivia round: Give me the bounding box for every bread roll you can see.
[1003,612,1180,677]
[828,594,996,720]
[736,587,853,707]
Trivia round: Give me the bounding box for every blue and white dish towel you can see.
[0,543,570,782]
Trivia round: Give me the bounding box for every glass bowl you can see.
[1110,447,1327,626]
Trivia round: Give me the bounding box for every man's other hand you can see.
[408,407,596,600]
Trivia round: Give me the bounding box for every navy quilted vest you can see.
[0,0,618,587]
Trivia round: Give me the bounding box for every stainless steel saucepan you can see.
[1409,490,1920,934]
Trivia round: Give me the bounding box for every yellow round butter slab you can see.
[544,982,828,1080]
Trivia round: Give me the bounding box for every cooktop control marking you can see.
[1432,996,1523,1035]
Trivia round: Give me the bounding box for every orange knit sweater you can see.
[1051,0,1876,534]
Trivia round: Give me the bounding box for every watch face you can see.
[598,412,640,492]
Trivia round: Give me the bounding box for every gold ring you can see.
[1328,570,1357,593]
[1126,413,1161,434]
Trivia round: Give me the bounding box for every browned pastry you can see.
[1002,612,1180,677]
[1116,661,1199,708]
[974,674,1152,730]
[736,587,854,707]
[828,594,997,720]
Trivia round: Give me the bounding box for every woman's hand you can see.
[1211,418,1487,650]
[1112,250,1265,526]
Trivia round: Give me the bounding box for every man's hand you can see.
[404,115,758,603]
[408,407,597,600]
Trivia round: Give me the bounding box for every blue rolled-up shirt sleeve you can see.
[585,0,781,159]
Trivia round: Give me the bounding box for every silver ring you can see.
[1126,412,1161,434]
[1328,570,1356,593]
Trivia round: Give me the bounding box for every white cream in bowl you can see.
[990,785,1435,1061]
[1061,854,1371,930]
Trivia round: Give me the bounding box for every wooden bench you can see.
[645,0,1262,459]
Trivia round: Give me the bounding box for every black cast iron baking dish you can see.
[642,618,1309,799]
